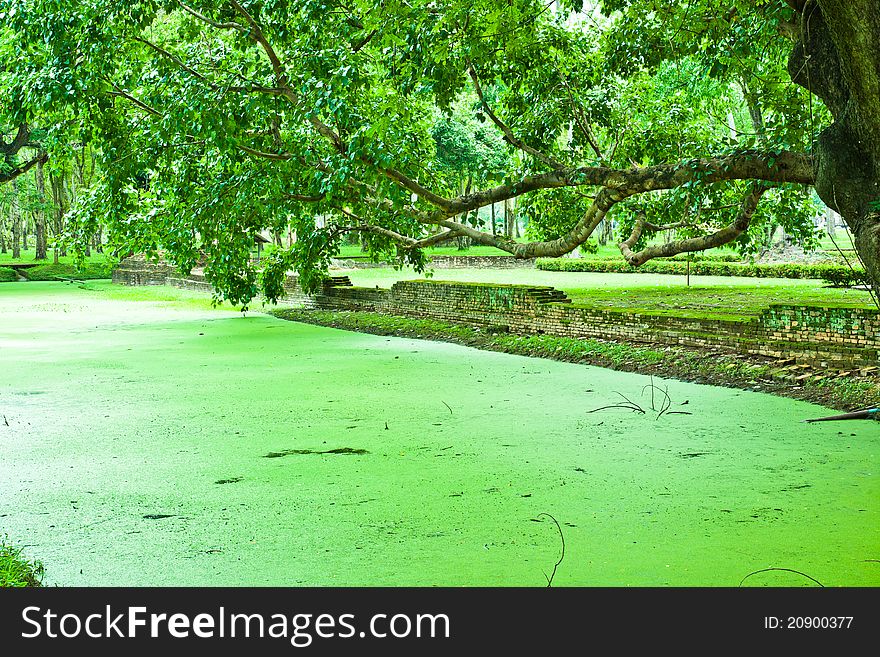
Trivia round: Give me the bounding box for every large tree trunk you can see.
[790,1,880,296]
[0,219,7,253]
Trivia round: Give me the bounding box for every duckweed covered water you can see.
[0,282,877,586]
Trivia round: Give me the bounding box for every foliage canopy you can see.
[2,1,878,302]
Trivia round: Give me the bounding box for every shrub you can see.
[669,253,741,263]
[20,263,113,281]
[536,257,867,285]
[0,267,16,283]
[817,265,870,288]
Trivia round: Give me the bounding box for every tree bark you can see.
[11,180,21,259]
[49,172,68,264]
[790,1,880,294]
[34,161,48,260]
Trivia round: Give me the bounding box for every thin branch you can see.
[283,192,326,203]
[739,567,824,587]
[332,210,461,250]
[536,513,565,587]
[238,144,293,160]
[557,73,606,163]
[229,0,287,82]
[108,85,164,117]
[133,36,214,86]
[467,63,565,170]
[177,1,247,32]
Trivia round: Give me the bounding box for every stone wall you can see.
[112,256,879,369]
[112,254,177,286]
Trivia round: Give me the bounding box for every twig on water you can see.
[588,390,645,414]
[536,513,565,587]
[592,383,692,420]
[441,400,453,415]
[738,567,824,587]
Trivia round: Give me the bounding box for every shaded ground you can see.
[0,282,878,586]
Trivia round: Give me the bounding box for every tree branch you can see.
[238,144,293,160]
[467,63,565,169]
[177,1,247,32]
[0,152,48,184]
[108,84,164,117]
[0,124,31,155]
[619,185,770,265]
[331,207,461,249]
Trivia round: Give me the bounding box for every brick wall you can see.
[112,256,879,369]
[112,254,177,286]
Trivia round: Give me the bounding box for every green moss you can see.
[271,307,880,411]
[4,284,879,586]
[0,267,16,283]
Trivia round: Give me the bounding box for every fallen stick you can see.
[804,408,879,423]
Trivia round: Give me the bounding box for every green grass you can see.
[0,247,111,267]
[9,280,245,312]
[0,267,16,282]
[21,262,113,281]
[0,537,44,587]
[337,267,876,321]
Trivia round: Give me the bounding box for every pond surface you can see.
[0,282,877,586]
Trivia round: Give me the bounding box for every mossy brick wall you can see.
[387,280,568,327]
[112,257,879,369]
[759,305,878,344]
[112,255,177,286]
[309,279,879,368]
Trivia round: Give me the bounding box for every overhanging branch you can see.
[619,185,770,265]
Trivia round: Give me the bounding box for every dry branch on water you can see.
[738,567,824,587]
[535,513,565,588]
[589,377,693,421]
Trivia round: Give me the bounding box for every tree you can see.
[5,0,879,302]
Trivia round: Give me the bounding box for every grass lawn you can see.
[337,267,875,321]
[2,281,877,586]
[0,247,112,267]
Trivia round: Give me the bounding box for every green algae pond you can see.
[0,281,877,586]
